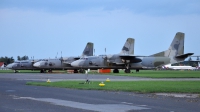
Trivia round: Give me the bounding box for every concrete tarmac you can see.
[0,73,200,112]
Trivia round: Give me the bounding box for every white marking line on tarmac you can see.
[121,102,133,105]
[16,97,150,112]
[121,102,147,107]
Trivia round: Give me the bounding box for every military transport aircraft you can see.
[71,32,193,73]
[33,42,93,73]
[6,59,45,73]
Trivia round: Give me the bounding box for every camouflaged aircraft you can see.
[33,42,93,73]
[71,32,193,73]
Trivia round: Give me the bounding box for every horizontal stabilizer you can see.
[175,53,194,59]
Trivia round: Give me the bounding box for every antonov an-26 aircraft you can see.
[71,32,193,73]
[6,59,45,73]
[33,42,93,73]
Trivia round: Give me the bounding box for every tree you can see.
[17,56,21,61]
[0,56,15,65]
[17,55,29,61]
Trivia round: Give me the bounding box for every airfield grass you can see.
[0,70,67,73]
[106,70,200,78]
[1,69,200,78]
[27,81,200,94]
[0,70,39,73]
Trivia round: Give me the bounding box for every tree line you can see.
[0,56,30,65]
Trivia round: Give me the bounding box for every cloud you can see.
[1,0,200,16]
[1,0,200,59]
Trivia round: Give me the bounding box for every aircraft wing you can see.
[119,55,143,63]
[119,55,147,60]
[74,57,80,60]
[175,53,194,59]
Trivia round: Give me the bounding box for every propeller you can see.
[55,52,58,58]
[188,57,192,61]
[59,51,64,65]
[4,63,7,67]
[31,56,35,65]
[197,56,199,61]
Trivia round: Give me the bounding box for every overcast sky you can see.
[1,0,200,60]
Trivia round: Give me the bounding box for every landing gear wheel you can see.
[40,69,46,73]
[124,69,130,73]
[40,70,43,73]
[74,69,78,73]
[136,69,139,72]
[113,69,119,73]
[48,69,52,73]
[79,69,85,73]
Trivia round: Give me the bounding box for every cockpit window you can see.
[21,62,28,63]
[80,58,88,60]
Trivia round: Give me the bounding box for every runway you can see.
[0,73,200,112]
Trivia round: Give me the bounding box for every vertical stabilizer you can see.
[167,32,184,57]
[82,42,94,56]
[151,32,184,57]
[119,38,135,55]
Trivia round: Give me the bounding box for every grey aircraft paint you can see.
[71,32,193,73]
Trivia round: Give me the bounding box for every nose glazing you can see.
[33,62,41,67]
[71,61,79,67]
[71,60,84,67]
[6,63,13,69]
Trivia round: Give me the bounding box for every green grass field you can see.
[1,69,200,78]
[108,70,200,78]
[0,70,67,73]
[27,81,200,94]
[1,69,199,93]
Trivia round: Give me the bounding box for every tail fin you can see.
[81,42,94,56]
[119,38,135,55]
[151,32,184,57]
[167,32,184,57]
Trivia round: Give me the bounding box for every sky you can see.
[1,0,200,60]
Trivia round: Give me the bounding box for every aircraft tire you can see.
[125,69,130,73]
[74,69,78,73]
[79,69,85,73]
[113,69,119,73]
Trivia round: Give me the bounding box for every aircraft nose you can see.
[6,63,13,69]
[33,62,41,68]
[71,61,79,67]
[71,60,84,67]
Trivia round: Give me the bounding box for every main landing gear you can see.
[74,69,78,73]
[124,63,131,73]
[79,69,85,73]
[113,69,119,73]
[40,69,46,73]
